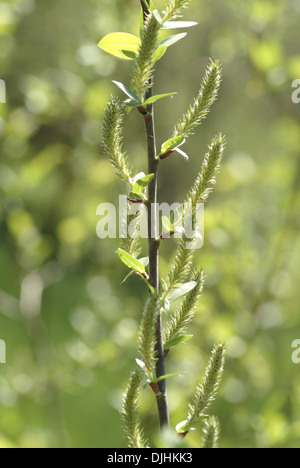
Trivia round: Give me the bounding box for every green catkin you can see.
[166,236,195,292]
[174,60,222,141]
[121,371,148,448]
[201,416,220,449]
[164,270,204,345]
[119,201,142,259]
[163,0,192,21]
[166,134,225,293]
[131,12,161,101]
[137,295,160,375]
[187,343,226,425]
[102,97,134,185]
[188,133,226,208]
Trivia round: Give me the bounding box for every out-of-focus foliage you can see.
[0,0,300,448]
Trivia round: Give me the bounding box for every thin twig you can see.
[141,0,169,430]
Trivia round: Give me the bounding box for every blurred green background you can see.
[0,0,300,448]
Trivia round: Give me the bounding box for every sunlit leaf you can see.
[162,216,172,233]
[167,282,197,303]
[121,270,134,285]
[139,257,149,267]
[170,204,185,227]
[136,358,150,382]
[161,135,185,154]
[143,92,177,107]
[118,249,146,275]
[122,50,137,60]
[153,9,164,25]
[152,371,186,384]
[153,45,167,63]
[133,173,155,196]
[98,32,141,60]
[175,420,192,434]
[112,81,139,102]
[141,277,156,295]
[162,21,198,30]
[121,257,149,284]
[159,33,187,48]
[164,335,193,350]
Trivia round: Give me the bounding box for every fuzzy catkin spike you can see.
[121,371,148,448]
[201,415,220,449]
[137,295,160,375]
[174,60,222,141]
[188,133,226,208]
[166,236,195,293]
[187,343,225,425]
[163,0,192,21]
[164,270,204,345]
[166,135,225,293]
[131,12,161,102]
[119,201,142,258]
[102,97,134,186]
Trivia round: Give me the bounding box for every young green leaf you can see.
[139,257,150,268]
[167,281,197,303]
[98,32,141,60]
[122,50,137,60]
[121,270,135,285]
[162,21,198,30]
[121,257,149,284]
[153,9,164,25]
[118,249,146,275]
[161,135,185,154]
[135,359,150,383]
[170,204,185,228]
[162,216,173,233]
[175,420,190,434]
[142,92,177,107]
[112,81,140,102]
[153,45,167,63]
[141,277,156,295]
[164,334,193,350]
[159,32,187,48]
[133,173,155,196]
[133,172,147,184]
[151,33,187,66]
[175,418,205,434]
[124,100,141,108]
[152,371,186,384]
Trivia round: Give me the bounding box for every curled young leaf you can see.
[118,249,146,275]
[133,173,155,197]
[161,135,185,154]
